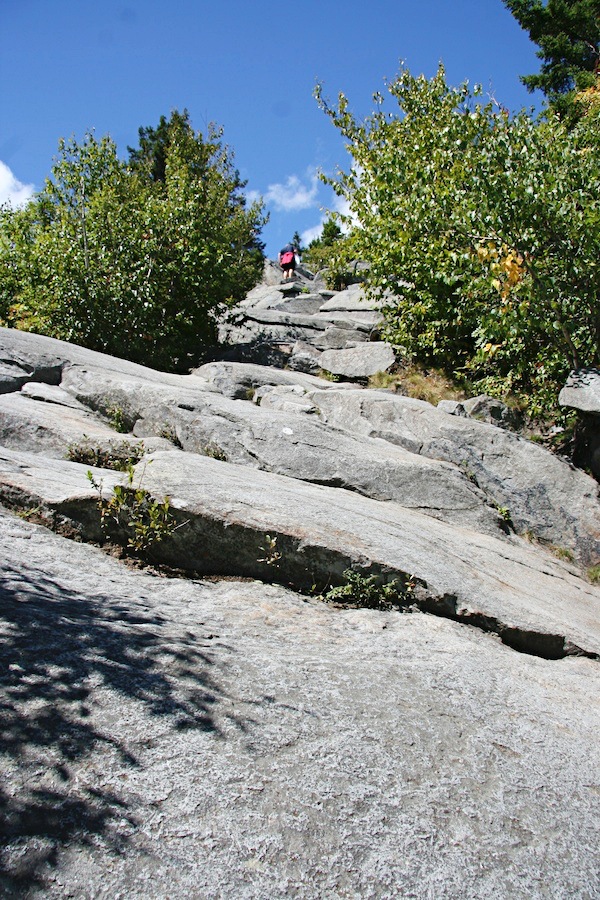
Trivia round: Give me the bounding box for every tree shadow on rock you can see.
[0,561,240,893]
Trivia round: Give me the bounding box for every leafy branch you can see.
[87,463,184,554]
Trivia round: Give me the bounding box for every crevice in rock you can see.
[1,359,64,394]
[301,475,362,492]
[2,488,596,665]
[413,590,598,661]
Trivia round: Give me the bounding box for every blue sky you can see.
[1,0,542,257]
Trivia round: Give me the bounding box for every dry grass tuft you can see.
[368,365,466,406]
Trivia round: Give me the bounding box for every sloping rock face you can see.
[2,508,599,898]
[295,386,600,563]
[1,316,600,896]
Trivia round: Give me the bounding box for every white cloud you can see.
[0,161,34,208]
[300,191,357,248]
[300,222,324,247]
[331,193,352,223]
[263,172,319,213]
[245,189,261,206]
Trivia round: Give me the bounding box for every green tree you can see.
[292,231,305,254]
[503,0,600,120]
[127,110,264,258]
[315,218,343,248]
[302,216,346,279]
[316,65,600,414]
[0,117,266,370]
[127,109,192,183]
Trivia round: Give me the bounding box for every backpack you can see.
[280,250,294,265]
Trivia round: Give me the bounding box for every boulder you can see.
[560,368,600,414]
[0,345,502,535]
[0,390,130,457]
[192,360,351,399]
[271,293,326,316]
[286,340,323,374]
[3,327,599,561]
[437,399,468,417]
[311,324,372,350]
[559,369,600,480]
[130,389,502,535]
[318,282,381,312]
[0,380,176,463]
[253,384,321,415]
[319,342,396,379]
[461,394,523,430]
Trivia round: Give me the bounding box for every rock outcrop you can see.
[218,263,392,376]
[1,266,600,897]
[560,367,600,480]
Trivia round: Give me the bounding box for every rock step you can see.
[0,446,598,660]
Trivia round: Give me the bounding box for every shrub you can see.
[318,568,413,611]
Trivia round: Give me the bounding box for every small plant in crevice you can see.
[587,564,600,584]
[67,438,146,471]
[202,443,228,462]
[257,534,282,567]
[87,462,180,554]
[317,568,414,611]
[159,427,183,449]
[552,546,575,563]
[496,505,513,525]
[318,369,342,383]
[16,505,45,523]
[479,493,515,531]
[105,404,129,433]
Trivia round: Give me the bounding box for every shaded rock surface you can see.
[1,508,599,898]
[560,367,600,481]
[1,300,600,896]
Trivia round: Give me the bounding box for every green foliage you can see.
[319,218,344,246]
[317,369,342,382]
[292,231,305,255]
[496,505,513,525]
[87,463,178,553]
[587,563,600,582]
[257,534,282,567]
[67,439,146,471]
[318,568,414,611]
[0,112,267,371]
[128,108,190,183]
[316,65,600,416]
[302,216,349,282]
[105,404,129,433]
[503,0,600,122]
